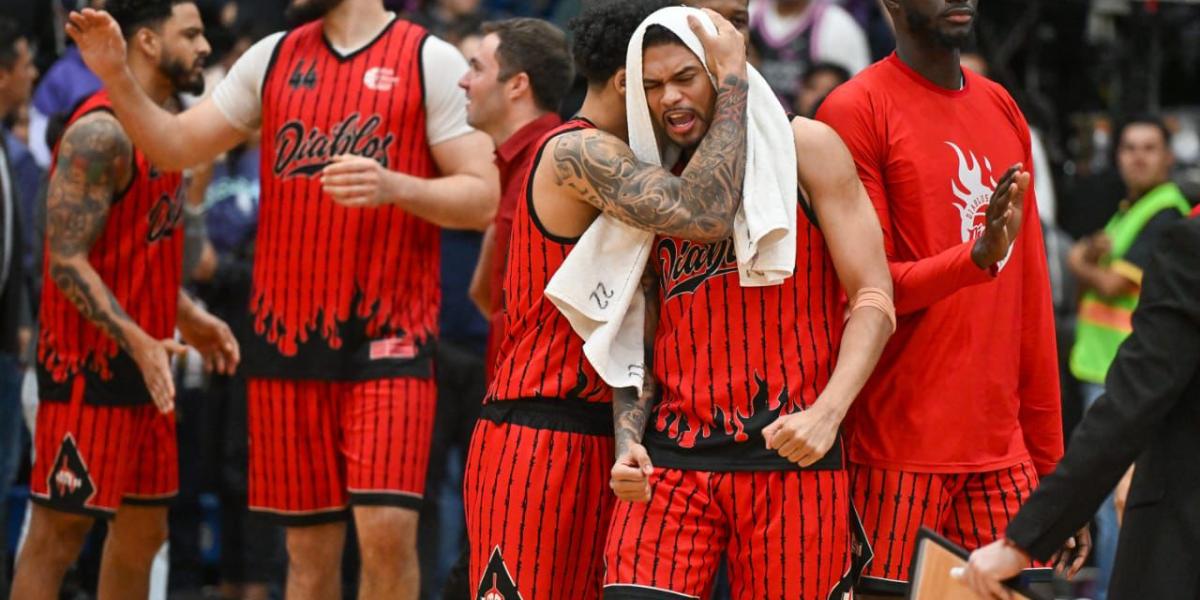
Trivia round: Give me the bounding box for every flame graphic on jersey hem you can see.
[653,372,792,448]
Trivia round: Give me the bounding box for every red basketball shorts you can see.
[604,468,854,600]
[464,403,615,600]
[31,377,177,518]
[850,460,1039,593]
[246,377,436,525]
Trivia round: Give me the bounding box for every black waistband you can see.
[480,397,612,436]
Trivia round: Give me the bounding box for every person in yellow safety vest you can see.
[1066,114,1190,600]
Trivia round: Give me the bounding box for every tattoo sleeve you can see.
[46,114,141,353]
[553,73,750,242]
[614,267,661,457]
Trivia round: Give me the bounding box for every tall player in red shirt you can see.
[816,0,1089,594]
[66,0,499,597]
[463,4,752,599]
[602,19,894,600]
[11,2,238,599]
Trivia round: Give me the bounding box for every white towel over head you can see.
[544,6,797,390]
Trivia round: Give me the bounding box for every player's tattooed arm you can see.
[613,267,660,457]
[551,73,749,243]
[611,268,660,502]
[48,114,186,411]
[45,114,140,353]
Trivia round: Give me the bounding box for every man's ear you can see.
[614,67,627,97]
[132,28,160,61]
[507,71,531,102]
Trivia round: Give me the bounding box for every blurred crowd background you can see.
[0,0,1197,599]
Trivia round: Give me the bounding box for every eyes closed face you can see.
[642,42,716,151]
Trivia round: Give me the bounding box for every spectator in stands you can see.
[412,0,490,41]
[795,61,849,117]
[27,1,105,169]
[0,16,36,599]
[749,0,870,106]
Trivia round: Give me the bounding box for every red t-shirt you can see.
[817,53,1063,475]
[484,113,562,381]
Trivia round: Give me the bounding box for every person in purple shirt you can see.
[27,42,103,168]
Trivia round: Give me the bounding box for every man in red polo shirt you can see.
[462,18,573,379]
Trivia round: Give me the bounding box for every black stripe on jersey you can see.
[761,472,771,597]
[816,470,826,599]
[797,470,808,595]
[491,424,523,545]
[963,482,985,548]
[1005,467,1024,518]
[979,473,1000,542]
[513,428,541,569]
[669,477,701,588]
[680,474,705,593]
[1016,462,1035,501]
[779,472,789,594]
[529,431,555,599]
[804,232,821,406]
[651,470,685,583]
[994,471,1013,524]
[896,472,921,576]
[547,432,573,596]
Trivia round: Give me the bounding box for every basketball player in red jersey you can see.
[602,20,894,600]
[66,0,499,597]
[463,3,752,599]
[816,0,1089,594]
[11,2,238,599]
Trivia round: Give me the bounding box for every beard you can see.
[162,55,205,96]
[285,0,346,27]
[904,4,974,49]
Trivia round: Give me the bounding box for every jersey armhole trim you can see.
[259,29,294,102]
[417,33,429,108]
[526,126,589,246]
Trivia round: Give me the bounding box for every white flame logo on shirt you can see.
[947,141,1013,270]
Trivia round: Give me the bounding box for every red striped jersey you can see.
[486,119,611,406]
[644,199,844,471]
[37,90,184,405]
[246,18,440,380]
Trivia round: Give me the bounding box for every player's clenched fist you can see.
[763,404,842,467]
[611,443,654,503]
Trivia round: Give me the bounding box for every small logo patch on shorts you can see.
[477,547,521,600]
[48,434,96,507]
[370,336,416,360]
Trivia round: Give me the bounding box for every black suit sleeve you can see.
[1006,219,1200,560]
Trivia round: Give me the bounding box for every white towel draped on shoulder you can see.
[545,6,797,390]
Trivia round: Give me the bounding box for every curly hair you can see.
[107,0,190,39]
[568,0,673,86]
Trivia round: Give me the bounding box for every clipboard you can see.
[906,528,1054,600]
